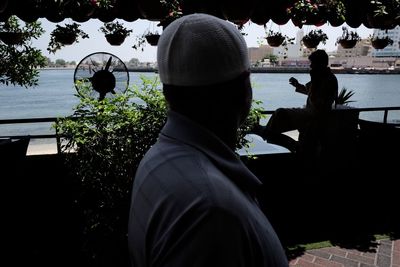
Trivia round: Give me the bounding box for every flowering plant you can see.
[158,0,183,28]
[325,0,346,23]
[287,0,320,27]
[335,27,361,49]
[336,27,361,43]
[88,0,113,9]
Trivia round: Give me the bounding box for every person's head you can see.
[308,49,329,69]
[157,13,252,130]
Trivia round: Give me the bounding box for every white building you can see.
[371,26,400,57]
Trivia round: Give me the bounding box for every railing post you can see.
[383,110,388,123]
[55,119,61,154]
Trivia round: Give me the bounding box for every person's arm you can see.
[289,77,309,95]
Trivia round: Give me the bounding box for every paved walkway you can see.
[289,239,400,267]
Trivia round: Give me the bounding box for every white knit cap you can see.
[157,13,250,86]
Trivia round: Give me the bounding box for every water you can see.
[1,69,400,138]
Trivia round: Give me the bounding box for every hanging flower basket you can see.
[287,0,325,28]
[302,29,328,49]
[105,34,126,46]
[265,29,294,49]
[145,33,160,46]
[302,38,320,49]
[335,27,361,49]
[0,32,24,45]
[338,39,358,49]
[100,21,132,46]
[371,37,393,49]
[48,23,89,54]
[266,35,285,47]
[56,32,77,45]
[326,0,346,27]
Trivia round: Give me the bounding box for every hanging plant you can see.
[48,23,89,54]
[0,16,46,87]
[302,29,328,49]
[99,21,132,46]
[365,0,399,29]
[370,34,394,49]
[265,29,294,48]
[325,0,346,27]
[287,0,325,28]
[144,32,160,46]
[335,26,361,49]
[158,0,183,29]
[263,27,294,59]
[0,15,26,45]
[0,31,24,45]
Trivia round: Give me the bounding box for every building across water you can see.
[371,26,400,57]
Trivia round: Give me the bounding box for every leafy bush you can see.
[55,75,264,265]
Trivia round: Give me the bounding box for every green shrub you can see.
[55,75,264,265]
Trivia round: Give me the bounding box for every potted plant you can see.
[144,32,160,46]
[325,0,346,27]
[0,15,25,45]
[265,29,294,47]
[132,30,160,50]
[302,29,328,49]
[158,0,182,29]
[0,30,24,46]
[47,23,89,54]
[336,87,355,106]
[370,35,393,49]
[365,0,399,29]
[0,16,46,88]
[335,26,361,49]
[99,21,132,46]
[287,0,325,28]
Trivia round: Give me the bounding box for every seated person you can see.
[256,50,338,154]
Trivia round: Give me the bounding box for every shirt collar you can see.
[160,110,262,194]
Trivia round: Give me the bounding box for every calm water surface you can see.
[1,69,400,137]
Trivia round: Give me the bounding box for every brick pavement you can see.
[289,239,400,267]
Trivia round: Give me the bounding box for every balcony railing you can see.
[1,106,399,155]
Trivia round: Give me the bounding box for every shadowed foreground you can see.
[2,133,399,267]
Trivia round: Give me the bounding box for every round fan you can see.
[74,52,129,100]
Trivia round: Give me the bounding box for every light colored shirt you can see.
[128,111,288,267]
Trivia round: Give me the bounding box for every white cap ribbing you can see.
[157,13,250,86]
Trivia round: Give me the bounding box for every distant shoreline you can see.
[40,66,400,75]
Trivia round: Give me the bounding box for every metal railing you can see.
[0,117,62,154]
[1,106,400,155]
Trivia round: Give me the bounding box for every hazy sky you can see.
[31,18,374,63]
